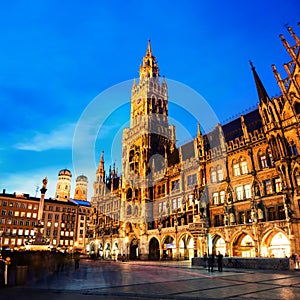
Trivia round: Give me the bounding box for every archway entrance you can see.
[163,236,174,260]
[178,234,194,260]
[130,238,139,260]
[261,231,290,258]
[232,233,255,257]
[214,236,226,255]
[104,242,111,259]
[149,237,160,260]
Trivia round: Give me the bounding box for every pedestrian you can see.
[217,251,223,272]
[74,250,80,270]
[203,252,208,269]
[208,253,215,272]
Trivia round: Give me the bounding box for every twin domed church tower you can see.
[55,169,88,201]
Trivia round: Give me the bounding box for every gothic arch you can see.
[213,234,227,255]
[230,230,255,257]
[129,238,139,260]
[260,229,290,258]
[178,233,194,260]
[148,237,160,260]
[263,108,269,123]
[270,135,279,160]
[126,188,133,200]
[161,235,175,260]
[126,205,132,215]
[277,134,286,157]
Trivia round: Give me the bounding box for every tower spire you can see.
[139,40,159,80]
[250,61,270,104]
[147,39,152,54]
[97,150,105,182]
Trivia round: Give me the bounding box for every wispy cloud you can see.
[14,123,76,152]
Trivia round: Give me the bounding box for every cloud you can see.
[14,123,76,152]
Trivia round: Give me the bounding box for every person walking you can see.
[203,252,208,269]
[208,253,215,272]
[74,250,80,270]
[217,251,223,272]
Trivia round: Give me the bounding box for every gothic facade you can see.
[90,24,300,260]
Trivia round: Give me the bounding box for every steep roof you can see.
[180,141,195,161]
[222,109,262,142]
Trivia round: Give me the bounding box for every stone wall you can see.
[192,256,292,271]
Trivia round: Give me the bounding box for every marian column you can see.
[38,177,48,223]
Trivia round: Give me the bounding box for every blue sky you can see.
[0,0,299,199]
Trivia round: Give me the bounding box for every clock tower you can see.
[121,41,176,257]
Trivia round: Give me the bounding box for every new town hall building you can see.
[90,24,300,261]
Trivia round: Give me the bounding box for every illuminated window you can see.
[264,180,273,195]
[233,163,240,176]
[171,179,180,191]
[211,170,217,183]
[187,174,197,186]
[220,191,225,203]
[213,192,219,205]
[236,186,244,200]
[274,178,282,192]
[241,161,248,175]
[217,168,223,181]
[244,184,252,199]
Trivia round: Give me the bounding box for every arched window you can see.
[126,188,132,200]
[127,205,132,215]
[216,165,223,181]
[258,150,268,169]
[270,136,279,160]
[288,140,298,156]
[219,190,225,203]
[266,147,273,166]
[269,106,276,122]
[211,168,217,183]
[263,109,269,123]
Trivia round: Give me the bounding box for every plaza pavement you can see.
[1,259,300,300]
